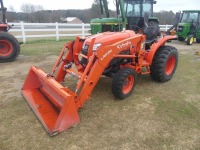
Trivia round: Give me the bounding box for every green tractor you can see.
[90,0,159,34]
[176,10,200,45]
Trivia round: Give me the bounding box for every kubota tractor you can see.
[22,25,178,136]
[0,0,20,62]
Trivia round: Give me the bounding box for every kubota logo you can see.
[117,41,131,49]
[101,50,112,60]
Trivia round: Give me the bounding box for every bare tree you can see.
[35,5,44,11]
[20,3,36,13]
[51,10,62,22]
[20,3,34,22]
[33,5,45,22]
[154,11,175,25]
[20,3,45,22]
[90,0,101,18]
[8,5,15,12]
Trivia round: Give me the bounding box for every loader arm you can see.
[54,37,85,83]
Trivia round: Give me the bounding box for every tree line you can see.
[5,2,176,24]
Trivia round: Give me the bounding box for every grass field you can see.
[0,39,200,150]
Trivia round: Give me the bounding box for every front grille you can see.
[177,26,183,32]
[102,25,112,32]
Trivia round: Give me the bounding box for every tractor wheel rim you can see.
[0,40,13,56]
[123,75,134,94]
[190,37,194,44]
[165,55,176,75]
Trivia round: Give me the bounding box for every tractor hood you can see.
[90,17,123,24]
[83,30,136,50]
[178,23,191,26]
[176,23,191,37]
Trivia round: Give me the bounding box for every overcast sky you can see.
[4,0,200,13]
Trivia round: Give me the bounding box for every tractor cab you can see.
[90,0,159,34]
[176,10,200,45]
[124,0,158,31]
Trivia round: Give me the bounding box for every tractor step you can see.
[22,66,80,136]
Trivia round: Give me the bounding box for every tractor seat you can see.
[144,26,159,44]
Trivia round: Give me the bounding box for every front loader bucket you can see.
[21,66,80,136]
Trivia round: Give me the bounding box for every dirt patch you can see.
[168,40,200,54]
[0,55,57,103]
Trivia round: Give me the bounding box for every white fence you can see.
[9,22,172,43]
[159,25,173,32]
[9,22,91,43]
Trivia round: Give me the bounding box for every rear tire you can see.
[0,32,20,63]
[111,68,136,100]
[186,35,194,45]
[150,46,178,82]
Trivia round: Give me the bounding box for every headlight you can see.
[93,43,102,51]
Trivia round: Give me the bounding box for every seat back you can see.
[144,26,159,44]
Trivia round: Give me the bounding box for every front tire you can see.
[111,68,136,100]
[186,35,194,45]
[0,32,20,63]
[150,46,178,82]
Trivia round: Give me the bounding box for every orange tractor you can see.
[22,27,178,136]
[0,0,20,62]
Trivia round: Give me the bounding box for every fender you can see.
[0,24,8,31]
[146,35,177,64]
